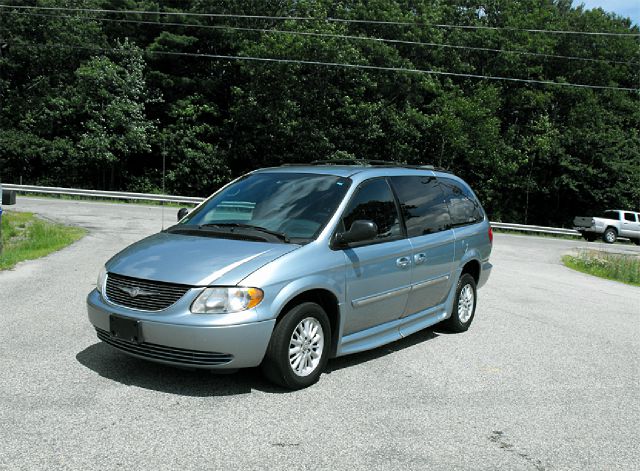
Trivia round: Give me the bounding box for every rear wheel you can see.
[261,302,330,390]
[441,273,477,333]
[603,228,617,244]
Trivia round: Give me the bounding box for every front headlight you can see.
[191,287,264,314]
[96,266,107,296]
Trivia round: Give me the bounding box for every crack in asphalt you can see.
[489,430,546,471]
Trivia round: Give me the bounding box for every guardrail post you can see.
[1,181,18,255]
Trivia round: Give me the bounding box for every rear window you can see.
[389,176,451,237]
[438,177,484,227]
[623,212,637,222]
[602,211,620,220]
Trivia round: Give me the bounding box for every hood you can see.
[106,232,299,286]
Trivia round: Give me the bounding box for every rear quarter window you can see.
[438,177,484,227]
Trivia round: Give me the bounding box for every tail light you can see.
[488,226,494,244]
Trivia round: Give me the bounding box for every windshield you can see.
[179,172,351,243]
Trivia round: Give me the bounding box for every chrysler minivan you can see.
[87,161,493,389]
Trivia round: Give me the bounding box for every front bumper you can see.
[87,289,275,369]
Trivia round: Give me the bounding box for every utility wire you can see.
[6,41,638,92]
[1,4,638,37]
[5,10,636,66]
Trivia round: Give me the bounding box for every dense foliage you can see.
[0,0,638,225]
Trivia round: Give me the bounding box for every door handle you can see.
[396,257,411,269]
[414,253,427,265]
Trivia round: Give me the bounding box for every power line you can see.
[1,4,638,37]
[6,41,638,92]
[5,10,636,66]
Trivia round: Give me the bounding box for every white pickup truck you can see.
[573,210,640,244]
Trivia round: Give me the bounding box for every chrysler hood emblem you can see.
[119,286,155,298]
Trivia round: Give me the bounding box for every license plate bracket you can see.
[109,315,142,344]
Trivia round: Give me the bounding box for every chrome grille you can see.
[105,273,190,311]
[96,328,233,366]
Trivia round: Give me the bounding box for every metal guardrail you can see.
[3,183,204,205]
[5,183,583,237]
[490,222,580,237]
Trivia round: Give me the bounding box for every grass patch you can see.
[562,249,640,287]
[0,210,86,270]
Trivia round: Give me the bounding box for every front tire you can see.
[261,302,331,390]
[603,228,617,244]
[442,273,477,333]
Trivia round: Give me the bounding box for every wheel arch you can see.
[460,259,481,285]
[275,288,341,358]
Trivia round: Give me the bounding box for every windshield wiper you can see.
[199,223,290,243]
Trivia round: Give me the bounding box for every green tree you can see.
[73,41,156,189]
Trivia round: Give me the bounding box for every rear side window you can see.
[439,177,484,227]
[390,176,451,237]
[623,213,637,222]
[341,179,401,243]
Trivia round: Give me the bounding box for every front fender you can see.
[267,275,344,321]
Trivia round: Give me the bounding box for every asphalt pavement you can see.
[1,197,638,470]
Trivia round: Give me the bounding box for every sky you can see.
[577,0,640,25]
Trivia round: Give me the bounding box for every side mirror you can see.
[335,220,378,247]
[177,208,189,221]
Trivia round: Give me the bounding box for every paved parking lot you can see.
[1,198,638,470]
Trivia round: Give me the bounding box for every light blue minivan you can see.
[87,161,493,389]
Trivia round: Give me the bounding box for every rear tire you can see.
[441,273,477,333]
[602,228,617,244]
[261,302,331,390]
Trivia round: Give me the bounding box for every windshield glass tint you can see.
[181,173,351,242]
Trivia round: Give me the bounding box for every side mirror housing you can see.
[334,220,378,248]
[177,207,189,221]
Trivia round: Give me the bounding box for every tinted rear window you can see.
[390,176,451,237]
[439,177,484,227]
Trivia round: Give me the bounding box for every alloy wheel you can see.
[289,317,324,377]
[457,284,475,323]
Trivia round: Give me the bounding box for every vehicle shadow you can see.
[76,342,280,397]
[77,326,447,396]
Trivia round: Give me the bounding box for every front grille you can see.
[105,273,191,311]
[96,328,234,366]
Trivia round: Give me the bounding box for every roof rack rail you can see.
[280,159,451,173]
[308,158,399,166]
